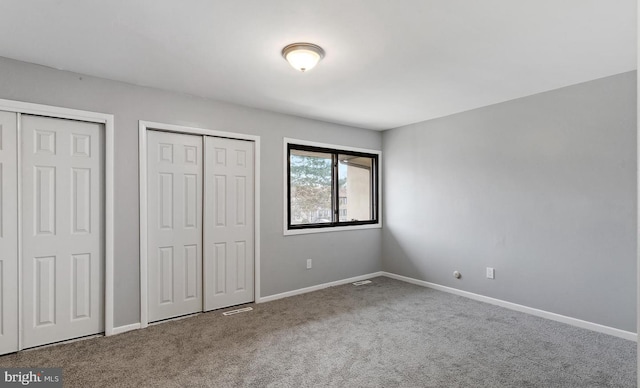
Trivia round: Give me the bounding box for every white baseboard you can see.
[114,271,635,342]
[257,271,384,303]
[110,323,141,336]
[114,273,384,334]
[381,271,637,342]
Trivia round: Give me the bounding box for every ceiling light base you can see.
[282,42,325,72]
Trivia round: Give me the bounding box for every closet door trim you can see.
[138,120,261,329]
[0,98,115,343]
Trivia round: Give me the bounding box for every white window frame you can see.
[283,137,382,236]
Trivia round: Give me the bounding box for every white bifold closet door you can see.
[0,111,18,354]
[147,131,203,322]
[203,137,254,311]
[21,115,104,349]
[147,131,254,322]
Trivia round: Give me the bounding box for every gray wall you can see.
[382,71,637,331]
[2,54,634,333]
[0,56,383,327]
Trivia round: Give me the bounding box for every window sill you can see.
[283,222,382,236]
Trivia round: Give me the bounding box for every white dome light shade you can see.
[282,43,325,72]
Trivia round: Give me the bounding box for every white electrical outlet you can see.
[486,267,495,279]
[306,259,312,269]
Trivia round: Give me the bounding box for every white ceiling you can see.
[0,1,635,130]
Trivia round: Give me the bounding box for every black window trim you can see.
[287,143,379,231]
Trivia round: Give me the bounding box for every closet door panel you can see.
[204,137,254,311]
[147,130,203,322]
[22,115,104,348]
[0,111,18,355]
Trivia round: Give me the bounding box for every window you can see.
[286,140,380,233]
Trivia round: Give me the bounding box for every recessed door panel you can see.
[72,253,91,320]
[0,111,18,355]
[184,175,197,228]
[72,168,91,234]
[204,137,254,311]
[159,247,174,304]
[235,242,246,291]
[22,114,104,349]
[147,131,203,322]
[35,166,56,236]
[159,173,174,230]
[184,245,198,300]
[215,176,226,226]
[213,243,226,295]
[34,256,56,327]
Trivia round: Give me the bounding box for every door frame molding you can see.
[0,98,116,344]
[138,120,261,329]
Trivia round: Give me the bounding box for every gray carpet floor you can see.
[0,276,635,387]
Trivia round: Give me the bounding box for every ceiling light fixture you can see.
[281,42,325,72]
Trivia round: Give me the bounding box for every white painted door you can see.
[204,137,254,311]
[0,111,18,354]
[147,131,203,322]
[22,115,104,349]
